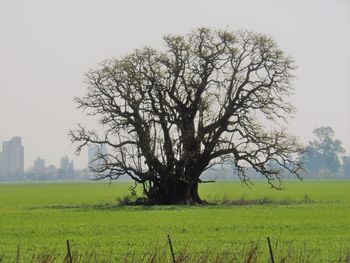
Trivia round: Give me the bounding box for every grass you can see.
[0,180,349,262]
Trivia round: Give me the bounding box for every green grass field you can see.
[0,180,349,262]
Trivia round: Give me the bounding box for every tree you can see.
[70,28,303,204]
[300,145,323,177]
[301,126,345,177]
[342,156,350,178]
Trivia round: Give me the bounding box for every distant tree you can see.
[301,146,323,177]
[302,127,345,177]
[70,28,303,204]
[342,156,350,178]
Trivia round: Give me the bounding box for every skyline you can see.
[1,0,349,169]
[0,135,75,172]
[0,136,107,174]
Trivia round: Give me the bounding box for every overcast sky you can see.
[1,0,349,169]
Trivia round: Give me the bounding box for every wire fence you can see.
[1,236,350,263]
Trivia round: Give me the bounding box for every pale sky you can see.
[0,0,349,169]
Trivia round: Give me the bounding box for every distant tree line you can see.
[300,126,349,178]
[203,126,349,181]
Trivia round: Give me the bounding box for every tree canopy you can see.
[70,28,303,204]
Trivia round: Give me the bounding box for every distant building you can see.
[60,156,74,172]
[0,151,3,178]
[58,156,75,179]
[47,164,57,172]
[0,136,24,178]
[46,164,59,178]
[33,157,45,173]
[88,144,107,172]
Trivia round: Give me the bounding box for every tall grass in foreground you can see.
[3,243,350,263]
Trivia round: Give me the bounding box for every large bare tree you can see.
[70,28,303,204]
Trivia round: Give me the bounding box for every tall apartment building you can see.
[0,136,24,178]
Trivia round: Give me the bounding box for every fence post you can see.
[167,234,176,263]
[66,240,73,263]
[267,237,275,263]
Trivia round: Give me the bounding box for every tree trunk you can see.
[146,177,203,205]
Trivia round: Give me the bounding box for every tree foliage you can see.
[70,28,303,204]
